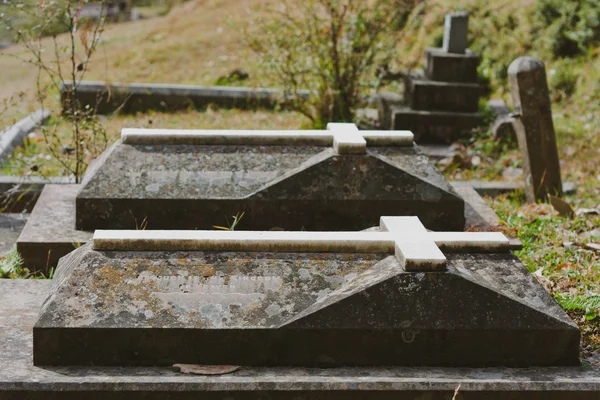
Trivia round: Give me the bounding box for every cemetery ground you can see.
[0,0,599,362]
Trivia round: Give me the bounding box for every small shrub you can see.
[534,0,600,57]
[0,249,24,278]
[248,0,422,128]
[548,59,579,101]
[1,0,110,182]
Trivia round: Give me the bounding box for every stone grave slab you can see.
[0,213,28,255]
[1,279,597,399]
[16,184,92,273]
[34,217,579,368]
[76,124,466,232]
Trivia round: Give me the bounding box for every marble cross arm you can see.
[93,217,509,273]
[120,123,414,154]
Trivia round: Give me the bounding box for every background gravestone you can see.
[379,12,484,144]
[508,56,563,202]
[442,11,469,54]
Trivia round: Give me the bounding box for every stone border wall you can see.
[0,110,51,163]
[61,81,312,114]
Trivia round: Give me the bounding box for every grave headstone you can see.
[33,216,580,367]
[380,12,485,143]
[75,124,466,232]
[508,56,562,202]
[442,11,469,54]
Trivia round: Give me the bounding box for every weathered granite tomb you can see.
[76,123,465,231]
[34,217,579,368]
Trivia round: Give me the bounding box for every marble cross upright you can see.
[120,122,414,155]
[93,217,509,272]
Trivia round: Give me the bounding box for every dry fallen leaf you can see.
[548,194,575,218]
[583,243,600,252]
[576,208,600,217]
[172,364,240,375]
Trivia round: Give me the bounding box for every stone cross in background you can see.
[443,11,469,54]
[508,56,563,203]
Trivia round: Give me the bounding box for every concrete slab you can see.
[453,185,501,229]
[0,213,28,255]
[1,280,597,399]
[0,110,51,163]
[0,175,74,213]
[16,185,92,274]
[61,81,312,114]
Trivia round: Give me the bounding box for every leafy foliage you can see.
[248,0,421,128]
[534,0,600,57]
[557,294,600,321]
[0,249,24,278]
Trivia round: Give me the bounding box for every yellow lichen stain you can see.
[202,265,216,278]
[96,264,126,285]
[177,255,188,265]
[358,159,369,173]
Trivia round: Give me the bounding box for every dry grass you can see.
[0,0,275,97]
[3,107,305,176]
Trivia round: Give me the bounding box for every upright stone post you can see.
[442,11,469,54]
[508,57,562,203]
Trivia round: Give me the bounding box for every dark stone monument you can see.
[379,12,485,144]
[33,217,579,368]
[75,124,465,232]
[508,56,563,202]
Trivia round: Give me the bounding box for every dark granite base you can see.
[76,198,465,232]
[15,185,92,273]
[0,280,599,399]
[424,47,480,83]
[392,108,481,144]
[406,79,484,113]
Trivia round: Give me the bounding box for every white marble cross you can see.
[120,123,413,155]
[93,217,509,272]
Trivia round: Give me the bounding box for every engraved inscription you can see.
[127,272,283,317]
[131,273,283,294]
